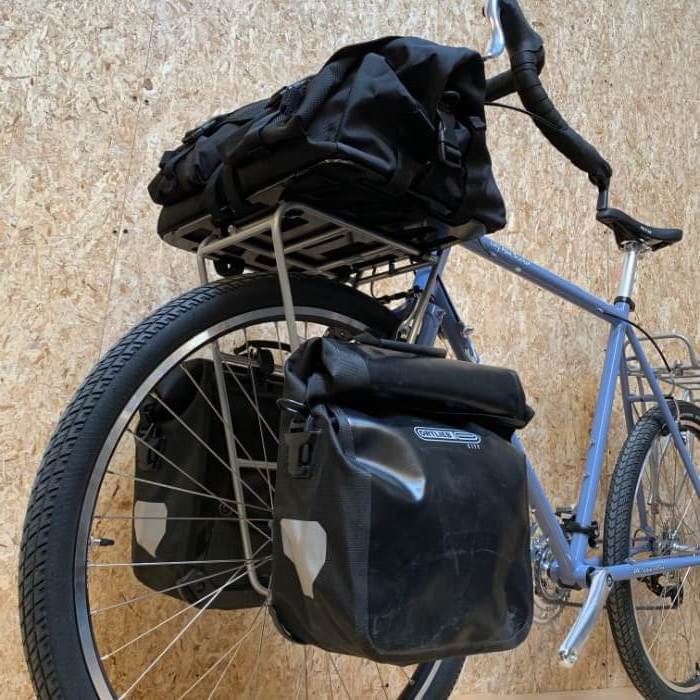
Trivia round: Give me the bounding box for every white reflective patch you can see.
[414,426,482,448]
[133,501,167,557]
[280,519,327,598]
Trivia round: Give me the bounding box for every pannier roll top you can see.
[283,336,533,432]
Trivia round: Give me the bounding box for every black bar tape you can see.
[498,0,612,190]
[484,48,544,102]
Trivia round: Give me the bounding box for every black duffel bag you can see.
[271,337,534,665]
[131,357,280,609]
[149,36,506,243]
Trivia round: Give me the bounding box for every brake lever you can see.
[482,0,506,61]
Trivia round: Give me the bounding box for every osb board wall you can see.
[1,0,698,697]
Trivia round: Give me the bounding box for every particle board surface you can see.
[1,0,697,697]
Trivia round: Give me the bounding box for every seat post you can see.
[615,242,643,305]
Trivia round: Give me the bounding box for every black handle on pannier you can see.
[355,333,447,358]
[493,0,613,191]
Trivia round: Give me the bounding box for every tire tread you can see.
[19,273,460,699]
[604,404,700,700]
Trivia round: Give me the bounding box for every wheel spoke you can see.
[223,363,279,446]
[147,391,272,511]
[326,652,334,699]
[91,564,245,615]
[100,561,255,661]
[292,643,311,700]
[179,362,226,424]
[647,566,693,653]
[94,514,270,522]
[88,556,269,569]
[175,606,265,699]
[105,468,273,528]
[117,568,245,698]
[328,654,352,700]
[128,427,250,513]
[180,361,274,480]
[243,605,269,700]
[375,662,390,700]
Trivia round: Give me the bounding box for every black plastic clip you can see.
[136,420,164,471]
[182,115,222,145]
[561,516,600,549]
[278,399,317,477]
[437,107,462,169]
[285,429,318,478]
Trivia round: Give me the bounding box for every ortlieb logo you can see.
[414,426,482,448]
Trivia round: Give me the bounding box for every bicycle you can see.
[19,1,698,699]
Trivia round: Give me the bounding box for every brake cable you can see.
[600,313,672,375]
[485,100,565,131]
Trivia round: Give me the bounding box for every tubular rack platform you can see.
[184,201,485,287]
[625,332,700,409]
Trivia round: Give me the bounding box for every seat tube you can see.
[570,245,641,564]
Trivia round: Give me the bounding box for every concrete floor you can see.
[456,690,641,700]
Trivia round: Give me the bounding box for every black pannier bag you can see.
[149,36,506,260]
[131,357,279,609]
[271,337,534,664]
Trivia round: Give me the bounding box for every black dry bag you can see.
[131,358,279,609]
[148,36,506,262]
[271,337,534,664]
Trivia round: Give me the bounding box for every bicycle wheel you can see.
[604,401,700,699]
[19,272,465,700]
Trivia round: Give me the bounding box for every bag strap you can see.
[354,333,447,358]
[382,149,416,196]
[199,163,245,220]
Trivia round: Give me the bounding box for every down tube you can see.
[569,321,628,564]
[512,435,577,584]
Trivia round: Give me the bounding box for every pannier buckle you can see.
[285,429,319,479]
[182,116,221,145]
[437,110,462,169]
[278,399,316,477]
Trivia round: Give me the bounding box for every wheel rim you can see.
[629,413,700,693]
[73,304,433,699]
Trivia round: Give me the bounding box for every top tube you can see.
[462,236,627,323]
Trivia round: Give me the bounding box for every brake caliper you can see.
[640,573,684,608]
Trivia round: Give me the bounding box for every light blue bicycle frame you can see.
[411,235,700,590]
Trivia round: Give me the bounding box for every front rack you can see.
[625,332,700,408]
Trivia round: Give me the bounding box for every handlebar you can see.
[483,0,612,191]
[485,49,543,102]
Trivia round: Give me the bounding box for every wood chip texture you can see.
[0,0,698,696]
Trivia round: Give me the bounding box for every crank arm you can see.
[558,569,613,666]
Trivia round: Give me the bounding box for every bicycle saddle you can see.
[596,207,683,251]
